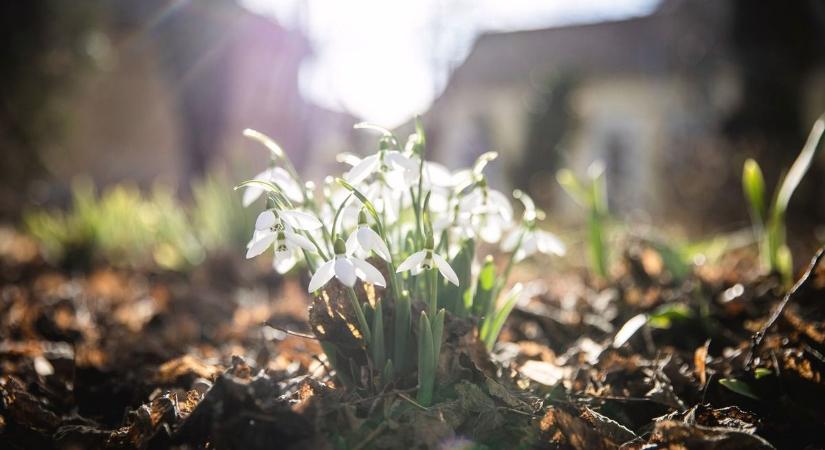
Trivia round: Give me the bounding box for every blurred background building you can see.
[1,0,824,238]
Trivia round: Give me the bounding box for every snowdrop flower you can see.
[308,238,386,292]
[346,210,391,261]
[242,167,304,207]
[397,235,459,286]
[246,212,316,264]
[459,180,513,243]
[345,148,418,191]
[502,228,566,262]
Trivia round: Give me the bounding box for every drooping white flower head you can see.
[396,235,459,286]
[345,148,419,191]
[246,211,317,274]
[308,238,386,292]
[459,181,514,243]
[502,228,566,262]
[346,210,391,262]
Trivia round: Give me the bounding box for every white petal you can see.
[344,154,379,185]
[501,229,521,251]
[459,190,482,213]
[536,231,566,256]
[242,186,264,207]
[351,257,386,287]
[279,209,322,230]
[270,167,303,202]
[423,162,453,187]
[432,253,459,286]
[478,217,504,243]
[273,250,297,274]
[358,226,391,261]
[334,257,357,287]
[336,152,362,167]
[308,259,336,292]
[488,190,514,221]
[245,232,275,258]
[397,251,426,273]
[285,230,315,252]
[385,151,419,172]
[384,168,413,191]
[345,231,360,255]
[255,210,277,230]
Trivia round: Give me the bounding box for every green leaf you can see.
[336,178,381,227]
[417,312,435,406]
[484,283,524,350]
[773,114,825,218]
[243,128,285,159]
[431,308,445,368]
[754,368,773,380]
[393,295,411,373]
[556,169,588,206]
[354,122,394,137]
[742,158,767,224]
[777,244,793,286]
[648,303,692,329]
[473,256,496,319]
[372,300,386,370]
[719,378,759,400]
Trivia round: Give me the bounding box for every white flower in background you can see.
[242,167,304,207]
[308,238,386,292]
[346,211,391,262]
[362,180,405,222]
[502,228,566,262]
[459,184,513,243]
[345,149,418,191]
[397,239,459,286]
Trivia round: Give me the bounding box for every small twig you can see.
[398,392,428,411]
[266,324,318,340]
[747,246,825,368]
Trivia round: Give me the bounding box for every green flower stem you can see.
[427,267,438,318]
[496,228,525,297]
[303,231,329,261]
[346,287,372,344]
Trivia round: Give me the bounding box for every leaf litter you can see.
[2,227,825,448]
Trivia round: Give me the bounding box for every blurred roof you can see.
[439,0,729,92]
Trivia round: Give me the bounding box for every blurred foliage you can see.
[24,172,254,271]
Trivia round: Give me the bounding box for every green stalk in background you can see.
[742,113,825,285]
[557,162,609,279]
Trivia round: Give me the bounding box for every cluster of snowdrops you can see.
[238,123,565,405]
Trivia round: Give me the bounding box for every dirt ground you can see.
[2,227,825,449]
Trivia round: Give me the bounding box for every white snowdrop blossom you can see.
[308,239,386,292]
[346,211,391,262]
[245,211,316,264]
[397,243,459,286]
[502,228,566,262]
[345,149,419,191]
[242,167,304,207]
[459,184,514,243]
